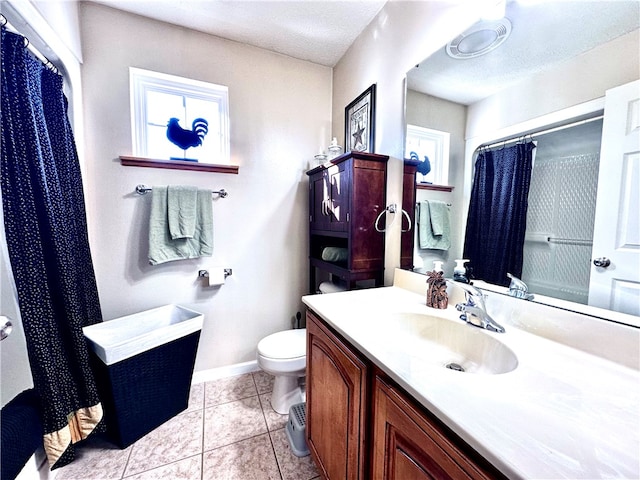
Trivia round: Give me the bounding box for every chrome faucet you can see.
[507,273,534,301]
[447,281,506,333]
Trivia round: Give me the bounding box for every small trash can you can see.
[83,305,203,448]
[286,402,309,457]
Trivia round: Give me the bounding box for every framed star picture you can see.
[344,84,376,153]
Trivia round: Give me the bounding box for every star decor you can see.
[352,124,366,150]
[345,84,376,153]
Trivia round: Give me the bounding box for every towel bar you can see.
[135,184,228,198]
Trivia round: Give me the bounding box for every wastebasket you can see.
[83,304,203,448]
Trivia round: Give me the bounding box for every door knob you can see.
[593,257,611,268]
[0,315,13,341]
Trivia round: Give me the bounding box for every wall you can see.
[79,3,332,372]
[331,0,482,284]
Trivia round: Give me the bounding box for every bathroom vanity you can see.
[302,269,640,479]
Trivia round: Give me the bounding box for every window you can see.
[130,68,230,164]
[405,125,450,185]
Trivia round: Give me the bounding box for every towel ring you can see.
[375,204,406,233]
[400,209,412,233]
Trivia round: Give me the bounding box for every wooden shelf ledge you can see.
[416,183,454,192]
[120,156,239,174]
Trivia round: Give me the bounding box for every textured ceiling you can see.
[407,1,640,105]
[89,0,387,67]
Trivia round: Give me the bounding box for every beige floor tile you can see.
[204,396,267,451]
[124,410,203,476]
[252,370,274,394]
[205,373,257,407]
[258,392,288,431]
[123,455,201,480]
[55,435,132,480]
[270,428,319,480]
[202,433,281,480]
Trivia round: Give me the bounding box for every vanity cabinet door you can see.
[306,310,368,480]
[372,376,503,480]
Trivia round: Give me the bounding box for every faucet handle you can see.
[507,273,534,300]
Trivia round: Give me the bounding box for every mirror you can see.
[403,1,639,321]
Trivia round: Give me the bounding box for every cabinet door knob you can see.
[593,257,611,268]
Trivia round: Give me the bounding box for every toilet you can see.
[256,328,307,414]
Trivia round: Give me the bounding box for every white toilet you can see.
[256,328,307,414]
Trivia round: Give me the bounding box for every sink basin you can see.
[387,313,518,374]
[83,304,203,365]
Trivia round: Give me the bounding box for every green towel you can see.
[418,200,450,250]
[168,185,198,239]
[321,247,348,262]
[148,187,213,265]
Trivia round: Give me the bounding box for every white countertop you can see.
[302,284,640,479]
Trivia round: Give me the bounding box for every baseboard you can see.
[191,360,260,384]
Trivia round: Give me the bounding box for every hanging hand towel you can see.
[418,200,451,250]
[167,185,198,239]
[148,187,213,265]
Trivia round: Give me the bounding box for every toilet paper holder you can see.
[198,269,232,279]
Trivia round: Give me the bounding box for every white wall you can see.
[79,3,332,372]
[331,0,482,284]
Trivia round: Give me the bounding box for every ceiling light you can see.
[446,18,512,59]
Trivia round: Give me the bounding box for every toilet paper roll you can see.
[206,267,226,286]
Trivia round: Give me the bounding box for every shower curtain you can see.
[463,141,535,286]
[1,28,103,469]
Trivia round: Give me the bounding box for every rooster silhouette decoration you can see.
[166,117,209,161]
[410,151,431,183]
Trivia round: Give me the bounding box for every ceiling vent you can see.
[446,18,512,59]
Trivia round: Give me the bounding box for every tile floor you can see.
[55,372,320,480]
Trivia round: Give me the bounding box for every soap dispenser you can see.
[453,259,470,283]
[426,261,448,309]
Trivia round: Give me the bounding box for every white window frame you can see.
[129,67,230,164]
[405,125,450,185]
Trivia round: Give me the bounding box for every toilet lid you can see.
[258,329,306,359]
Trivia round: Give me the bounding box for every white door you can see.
[589,80,640,316]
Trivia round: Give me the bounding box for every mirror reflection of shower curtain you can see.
[463,141,535,286]
[1,28,103,470]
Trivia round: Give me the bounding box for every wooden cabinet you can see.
[306,310,368,480]
[306,310,508,480]
[371,376,504,480]
[307,151,388,292]
[309,160,349,233]
[401,159,419,270]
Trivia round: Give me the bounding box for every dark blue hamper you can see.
[83,305,203,448]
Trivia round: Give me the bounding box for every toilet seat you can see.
[257,329,306,360]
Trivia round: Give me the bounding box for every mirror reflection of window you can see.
[405,125,450,185]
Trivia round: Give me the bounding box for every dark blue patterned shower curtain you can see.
[463,141,535,286]
[1,28,103,469]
